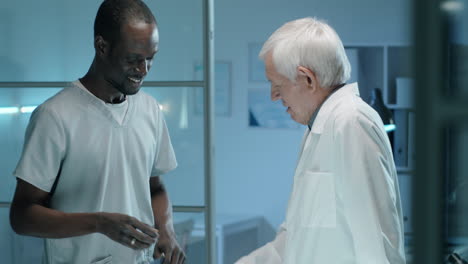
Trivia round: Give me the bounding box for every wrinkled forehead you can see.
[264,52,285,81]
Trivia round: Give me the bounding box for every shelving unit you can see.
[344,45,384,102]
[345,44,414,234]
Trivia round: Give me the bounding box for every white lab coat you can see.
[236,83,406,264]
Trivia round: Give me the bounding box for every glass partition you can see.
[142,87,205,206]
[0,85,207,261]
[0,87,205,206]
[446,125,468,247]
[0,0,212,261]
[0,0,203,82]
[0,88,62,202]
[173,211,207,264]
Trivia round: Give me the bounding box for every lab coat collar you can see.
[309,82,360,134]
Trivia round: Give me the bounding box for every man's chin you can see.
[290,115,307,126]
[125,88,140,95]
[123,84,143,95]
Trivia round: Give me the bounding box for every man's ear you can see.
[94,36,109,57]
[297,66,317,88]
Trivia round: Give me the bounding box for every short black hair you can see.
[94,0,156,43]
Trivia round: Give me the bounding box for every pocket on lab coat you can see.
[296,171,336,228]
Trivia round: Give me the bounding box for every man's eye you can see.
[129,58,146,65]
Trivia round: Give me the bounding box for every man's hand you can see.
[97,212,159,250]
[153,228,186,264]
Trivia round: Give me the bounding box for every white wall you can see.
[214,0,413,230]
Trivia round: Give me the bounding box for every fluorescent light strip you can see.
[20,106,37,113]
[0,107,19,114]
[384,124,396,132]
[0,106,38,115]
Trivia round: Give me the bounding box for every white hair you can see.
[259,17,351,89]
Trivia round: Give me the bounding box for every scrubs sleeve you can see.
[334,112,406,264]
[234,223,287,264]
[13,106,66,192]
[151,104,177,176]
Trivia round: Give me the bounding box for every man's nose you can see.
[136,60,148,75]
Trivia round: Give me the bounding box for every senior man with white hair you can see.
[236,17,406,264]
